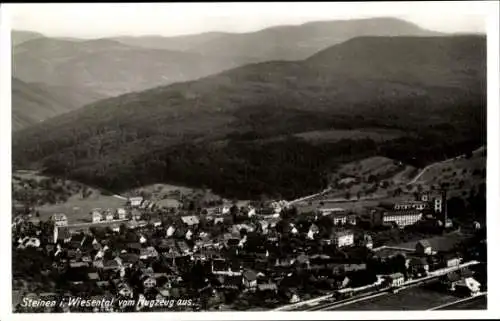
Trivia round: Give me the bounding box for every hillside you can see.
[410,146,486,198]
[12,35,486,200]
[11,30,45,46]
[11,78,106,131]
[12,38,256,97]
[114,17,442,61]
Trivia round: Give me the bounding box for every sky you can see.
[6,2,488,39]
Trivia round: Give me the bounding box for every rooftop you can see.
[181,215,200,226]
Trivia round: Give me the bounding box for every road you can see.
[306,275,441,311]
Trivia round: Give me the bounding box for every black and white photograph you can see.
[0,2,499,319]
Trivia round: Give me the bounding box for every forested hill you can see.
[12,35,486,200]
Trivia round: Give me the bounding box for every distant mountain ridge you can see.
[13,35,486,199]
[12,17,442,99]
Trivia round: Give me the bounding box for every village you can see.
[11,185,487,312]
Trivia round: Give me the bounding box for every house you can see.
[91,210,102,223]
[455,277,481,296]
[343,263,367,273]
[416,240,433,255]
[409,257,429,277]
[166,226,176,237]
[358,234,373,249]
[258,220,270,235]
[181,215,200,228]
[117,283,134,298]
[177,241,191,255]
[232,224,255,235]
[69,233,87,248]
[441,272,462,290]
[131,209,142,221]
[371,209,423,228]
[386,272,405,288]
[128,197,144,207]
[441,254,462,268]
[213,217,224,225]
[307,223,320,240]
[212,258,242,276]
[102,259,120,271]
[441,268,474,290]
[156,199,181,211]
[247,206,256,217]
[335,276,350,289]
[242,270,258,289]
[50,213,68,227]
[120,253,140,266]
[105,211,114,221]
[19,237,40,248]
[294,253,310,268]
[140,246,159,260]
[317,207,346,217]
[88,272,100,281]
[55,226,71,244]
[331,230,354,248]
[215,204,231,215]
[257,283,278,293]
[219,275,243,290]
[116,208,127,220]
[127,220,138,230]
[96,281,110,288]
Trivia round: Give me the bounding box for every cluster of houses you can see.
[13,188,483,312]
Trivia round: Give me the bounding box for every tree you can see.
[119,223,127,235]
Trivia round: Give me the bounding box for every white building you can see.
[374,210,423,228]
[128,197,144,208]
[116,208,127,220]
[105,211,114,221]
[91,210,102,223]
[50,213,68,227]
[331,230,354,248]
[247,207,256,217]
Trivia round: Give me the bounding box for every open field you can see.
[13,170,128,223]
[333,282,464,311]
[37,193,127,223]
[294,128,404,144]
[295,194,412,214]
[410,147,485,198]
[123,183,225,204]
